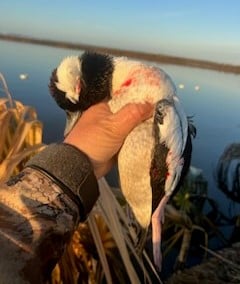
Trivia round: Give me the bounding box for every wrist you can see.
[26,143,99,220]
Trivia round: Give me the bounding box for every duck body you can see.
[49,51,195,270]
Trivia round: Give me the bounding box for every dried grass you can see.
[51,178,162,284]
[0,72,44,183]
[166,243,240,284]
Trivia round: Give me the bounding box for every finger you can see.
[74,102,111,128]
[112,102,154,136]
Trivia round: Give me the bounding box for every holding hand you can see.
[64,102,153,178]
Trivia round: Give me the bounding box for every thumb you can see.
[112,102,154,137]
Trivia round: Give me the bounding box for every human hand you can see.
[64,102,153,178]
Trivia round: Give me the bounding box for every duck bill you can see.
[64,111,82,137]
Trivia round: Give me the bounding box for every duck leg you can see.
[151,194,169,271]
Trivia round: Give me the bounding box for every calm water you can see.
[1,40,240,217]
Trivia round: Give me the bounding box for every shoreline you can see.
[1,34,240,74]
[167,243,240,284]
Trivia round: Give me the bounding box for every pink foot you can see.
[151,195,169,271]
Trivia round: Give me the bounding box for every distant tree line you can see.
[1,33,240,74]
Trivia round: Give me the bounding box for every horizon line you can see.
[1,33,240,74]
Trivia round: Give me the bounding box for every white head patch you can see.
[56,56,81,104]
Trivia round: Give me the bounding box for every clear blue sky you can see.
[1,0,240,63]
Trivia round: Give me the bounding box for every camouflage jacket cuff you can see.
[26,143,99,220]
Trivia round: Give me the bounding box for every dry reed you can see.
[0,72,44,183]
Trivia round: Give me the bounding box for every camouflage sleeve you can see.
[26,143,99,220]
[0,143,99,283]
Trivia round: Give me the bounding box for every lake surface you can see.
[1,40,240,217]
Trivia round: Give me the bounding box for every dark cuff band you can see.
[26,143,99,220]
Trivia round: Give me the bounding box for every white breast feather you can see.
[108,57,181,228]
